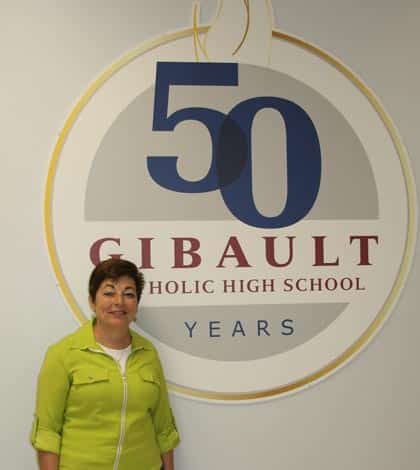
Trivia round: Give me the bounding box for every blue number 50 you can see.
[147,62,321,228]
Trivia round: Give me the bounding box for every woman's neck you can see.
[93,322,131,349]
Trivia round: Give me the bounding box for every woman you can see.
[31,258,179,470]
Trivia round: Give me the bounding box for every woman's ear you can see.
[88,296,96,314]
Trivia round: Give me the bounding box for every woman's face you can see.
[90,276,138,328]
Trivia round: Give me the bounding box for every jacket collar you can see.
[70,319,152,351]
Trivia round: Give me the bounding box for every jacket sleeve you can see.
[151,354,180,454]
[31,346,70,454]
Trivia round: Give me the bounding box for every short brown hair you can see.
[89,258,145,303]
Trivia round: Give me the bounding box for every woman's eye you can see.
[124,292,135,298]
[103,291,114,297]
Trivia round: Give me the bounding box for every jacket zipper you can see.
[87,346,142,470]
[113,371,127,470]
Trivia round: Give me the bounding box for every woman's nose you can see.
[113,293,123,305]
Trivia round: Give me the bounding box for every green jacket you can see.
[31,321,180,470]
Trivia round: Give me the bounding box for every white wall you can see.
[2,1,419,468]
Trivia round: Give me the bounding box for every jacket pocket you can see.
[139,364,160,387]
[72,366,109,385]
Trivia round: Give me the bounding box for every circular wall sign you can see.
[45,8,416,401]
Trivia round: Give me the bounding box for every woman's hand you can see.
[161,449,174,470]
[37,451,59,470]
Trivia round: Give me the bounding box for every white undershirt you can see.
[99,343,132,374]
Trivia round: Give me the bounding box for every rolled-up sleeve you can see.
[31,346,70,454]
[152,356,180,454]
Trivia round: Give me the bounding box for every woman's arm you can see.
[37,451,59,470]
[152,359,180,458]
[161,449,174,470]
[150,354,179,467]
[31,347,69,463]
